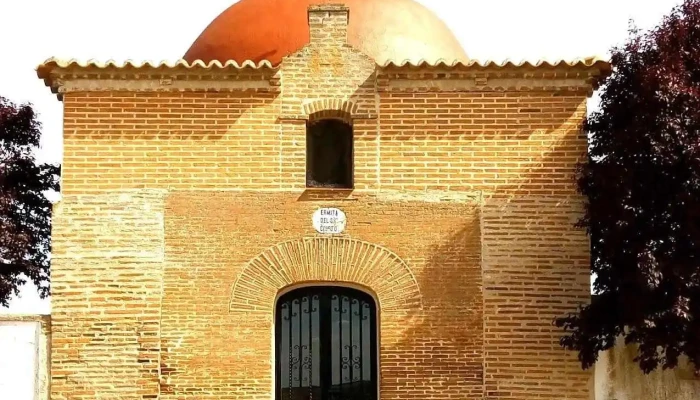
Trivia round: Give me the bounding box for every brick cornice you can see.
[41,63,605,101]
[40,68,281,100]
[377,67,604,94]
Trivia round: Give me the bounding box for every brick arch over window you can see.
[303,98,358,124]
[229,237,422,315]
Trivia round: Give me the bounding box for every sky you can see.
[0,0,686,313]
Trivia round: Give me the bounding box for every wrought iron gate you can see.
[275,286,378,400]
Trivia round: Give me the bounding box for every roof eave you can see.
[36,57,281,101]
[378,57,612,74]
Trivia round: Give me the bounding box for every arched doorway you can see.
[275,286,378,400]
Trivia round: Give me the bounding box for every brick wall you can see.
[377,91,586,194]
[158,192,481,399]
[60,91,279,193]
[51,191,163,399]
[47,4,602,400]
[482,196,590,399]
[378,89,592,399]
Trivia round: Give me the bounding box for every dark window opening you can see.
[275,286,378,400]
[306,119,353,189]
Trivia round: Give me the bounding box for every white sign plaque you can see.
[312,208,347,234]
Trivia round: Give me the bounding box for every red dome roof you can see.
[183,0,468,66]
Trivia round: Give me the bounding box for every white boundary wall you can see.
[0,315,50,400]
[594,339,700,400]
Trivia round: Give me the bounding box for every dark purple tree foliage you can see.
[0,96,60,307]
[555,0,700,374]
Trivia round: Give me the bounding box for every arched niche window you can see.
[306,119,354,189]
[275,286,378,400]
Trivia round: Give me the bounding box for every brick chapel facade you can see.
[38,1,610,399]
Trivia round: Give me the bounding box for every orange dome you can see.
[183,0,468,66]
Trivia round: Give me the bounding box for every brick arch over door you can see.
[229,237,422,315]
[303,98,358,124]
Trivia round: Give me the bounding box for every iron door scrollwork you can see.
[275,287,377,400]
